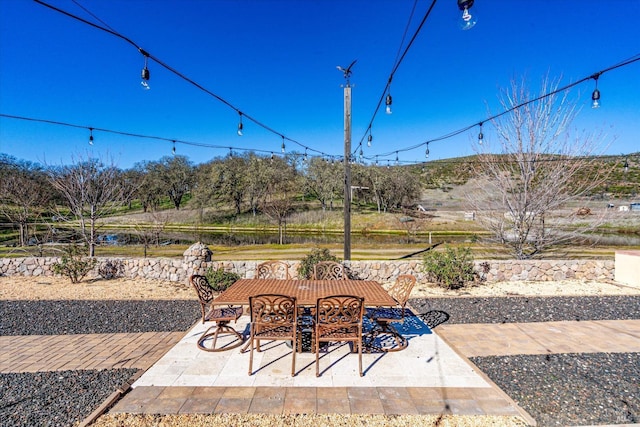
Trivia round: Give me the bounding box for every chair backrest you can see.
[315,295,364,328]
[190,274,215,323]
[313,261,345,280]
[256,260,291,279]
[387,274,417,308]
[190,274,215,304]
[249,294,297,327]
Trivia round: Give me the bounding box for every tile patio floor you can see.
[110,314,529,419]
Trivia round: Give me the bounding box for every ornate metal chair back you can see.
[313,261,346,280]
[248,294,298,376]
[388,274,417,313]
[314,294,364,376]
[256,260,291,279]
[190,274,215,323]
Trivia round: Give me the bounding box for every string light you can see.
[140,49,150,90]
[385,92,393,114]
[478,122,484,145]
[237,112,243,136]
[367,132,373,147]
[395,151,399,165]
[88,127,94,145]
[281,136,285,153]
[229,147,233,158]
[172,140,176,154]
[425,142,430,158]
[458,0,478,31]
[591,74,601,108]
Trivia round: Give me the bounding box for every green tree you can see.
[304,157,341,211]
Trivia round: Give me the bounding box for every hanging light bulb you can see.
[281,137,286,153]
[375,156,379,166]
[478,122,484,144]
[88,128,94,145]
[237,112,243,136]
[270,152,274,162]
[303,149,308,162]
[385,93,393,114]
[229,148,233,158]
[395,152,399,165]
[359,147,364,162]
[457,0,477,30]
[172,140,176,154]
[425,143,430,159]
[140,49,150,90]
[367,133,373,147]
[591,75,601,109]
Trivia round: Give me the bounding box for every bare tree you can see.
[132,211,169,257]
[48,154,133,257]
[468,76,609,259]
[0,155,51,246]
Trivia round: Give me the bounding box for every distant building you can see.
[630,203,640,212]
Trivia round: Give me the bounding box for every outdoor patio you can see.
[110,314,526,418]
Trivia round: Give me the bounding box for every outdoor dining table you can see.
[213,278,398,307]
[213,278,403,352]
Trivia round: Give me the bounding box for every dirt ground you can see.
[1,275,638,301]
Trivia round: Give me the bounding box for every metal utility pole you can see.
[337,60,356,261]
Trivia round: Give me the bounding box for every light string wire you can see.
[366,53,640,162]
[0,112,635,168]
[25,1,640,165]
[32,0,329,158]
[0,113,283,157]
[353,0,440,158]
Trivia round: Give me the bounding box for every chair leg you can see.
[248,325,254,375]
[358,339,363,377]
[315,337,320,377]
[291,335,296,377]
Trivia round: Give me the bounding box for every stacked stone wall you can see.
[0,250,614,284]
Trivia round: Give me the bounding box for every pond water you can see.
[7,225,640,248]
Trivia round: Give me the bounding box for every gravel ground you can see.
[470,353,640,427]
[0,369,138,427]
[410,295,640,324]
[1,294,639,426]
[0,300,199,335]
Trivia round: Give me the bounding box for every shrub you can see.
[297,247,340,279]
[423,246,476,289]
[205,267,240,292]
[52,244,97,283]
[98,259,125,280]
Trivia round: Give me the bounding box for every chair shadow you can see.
[418,310,450,329]
[363,308,434,353]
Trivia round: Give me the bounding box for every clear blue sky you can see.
[1,0,638,169]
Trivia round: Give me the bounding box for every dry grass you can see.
[90,413,527,427]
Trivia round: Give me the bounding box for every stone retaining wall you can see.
[0,242,614,283]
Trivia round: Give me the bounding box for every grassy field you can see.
[2,180,638,260]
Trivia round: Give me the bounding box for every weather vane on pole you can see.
[336,59,357,86]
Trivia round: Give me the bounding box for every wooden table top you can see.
[213,279,397,307]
